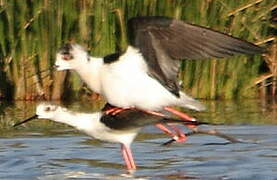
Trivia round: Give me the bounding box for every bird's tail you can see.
[178,92,206,111]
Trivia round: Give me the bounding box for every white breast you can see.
[99,46,179,110]
[75,57,103,94]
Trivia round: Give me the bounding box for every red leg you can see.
[164,107,198,129]
[105,107,132,115]
[164,107,196,121]
[142,110,166,117]
[155,123,174,136]
[156,123,187,143]
[121,144,136,170]
[105,107,121,114]
[140,109,187,142]
[168,124,187,142]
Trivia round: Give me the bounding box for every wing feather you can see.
[100,106,202,130]
[128,16,264,97]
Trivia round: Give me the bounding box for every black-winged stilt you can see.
[55,16,264,140]
[13,103,205,170]
[55,16,264,113]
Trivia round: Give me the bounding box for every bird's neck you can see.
[74,57,104,94]
[52,110,100,132]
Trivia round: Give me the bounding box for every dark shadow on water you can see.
[202,139,259,146]
[53,159,201,180]
[202,142,233,145]
[54,158,124,169]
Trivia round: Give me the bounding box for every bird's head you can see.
[13,103,64,127]
[55,43,89,71]
[35,103,62,119]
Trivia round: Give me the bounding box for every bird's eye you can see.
[62,53,73,61]
[45,107,51,112]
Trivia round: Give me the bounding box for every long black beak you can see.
[13,114,38,127]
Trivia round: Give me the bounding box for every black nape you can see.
[103,53,121,64]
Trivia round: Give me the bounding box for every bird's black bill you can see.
[13,114,38,127]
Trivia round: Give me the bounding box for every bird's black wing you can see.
[128,16,265,97]
[100,107,203,130]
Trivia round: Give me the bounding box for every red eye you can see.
[62,54,73,61]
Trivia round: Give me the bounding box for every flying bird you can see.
[54,16,264,139]
[55,16,264,113]
[13,103,205,170]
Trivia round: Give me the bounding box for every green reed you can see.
[0,0,273,100]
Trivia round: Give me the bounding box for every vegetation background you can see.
[0,0,276,101]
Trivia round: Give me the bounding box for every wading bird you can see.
[55,16,264,140]
[13,103,205,170]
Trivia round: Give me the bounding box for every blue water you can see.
[0,99,277,179]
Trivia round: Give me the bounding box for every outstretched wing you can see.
[127,16,264,97]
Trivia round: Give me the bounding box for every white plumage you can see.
[55,16,263,114]
[14,103,201,170]
[14,103,140,170]
[55,45,205,111]
[35,103,138,146]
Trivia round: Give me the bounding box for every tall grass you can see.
[0,0,274,100]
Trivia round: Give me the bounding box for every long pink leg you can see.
[168,124,187,142]
[105,107,132,115]
[164,107,196,122]
[121,144,136,170]
[135,109,188,142]
[156,123,187,143]
[155,123,174,136]
[143,110,187,142]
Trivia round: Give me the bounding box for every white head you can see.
[35,103,65,120]
[14,102,102,129]
[55,43,89,71]
[13,103,67,127]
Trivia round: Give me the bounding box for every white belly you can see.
[88,129,138,145]
[82,123,138,145]
[102,72,177,110]
[99,47,179,110]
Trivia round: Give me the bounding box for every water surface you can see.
[0,99,276,179]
